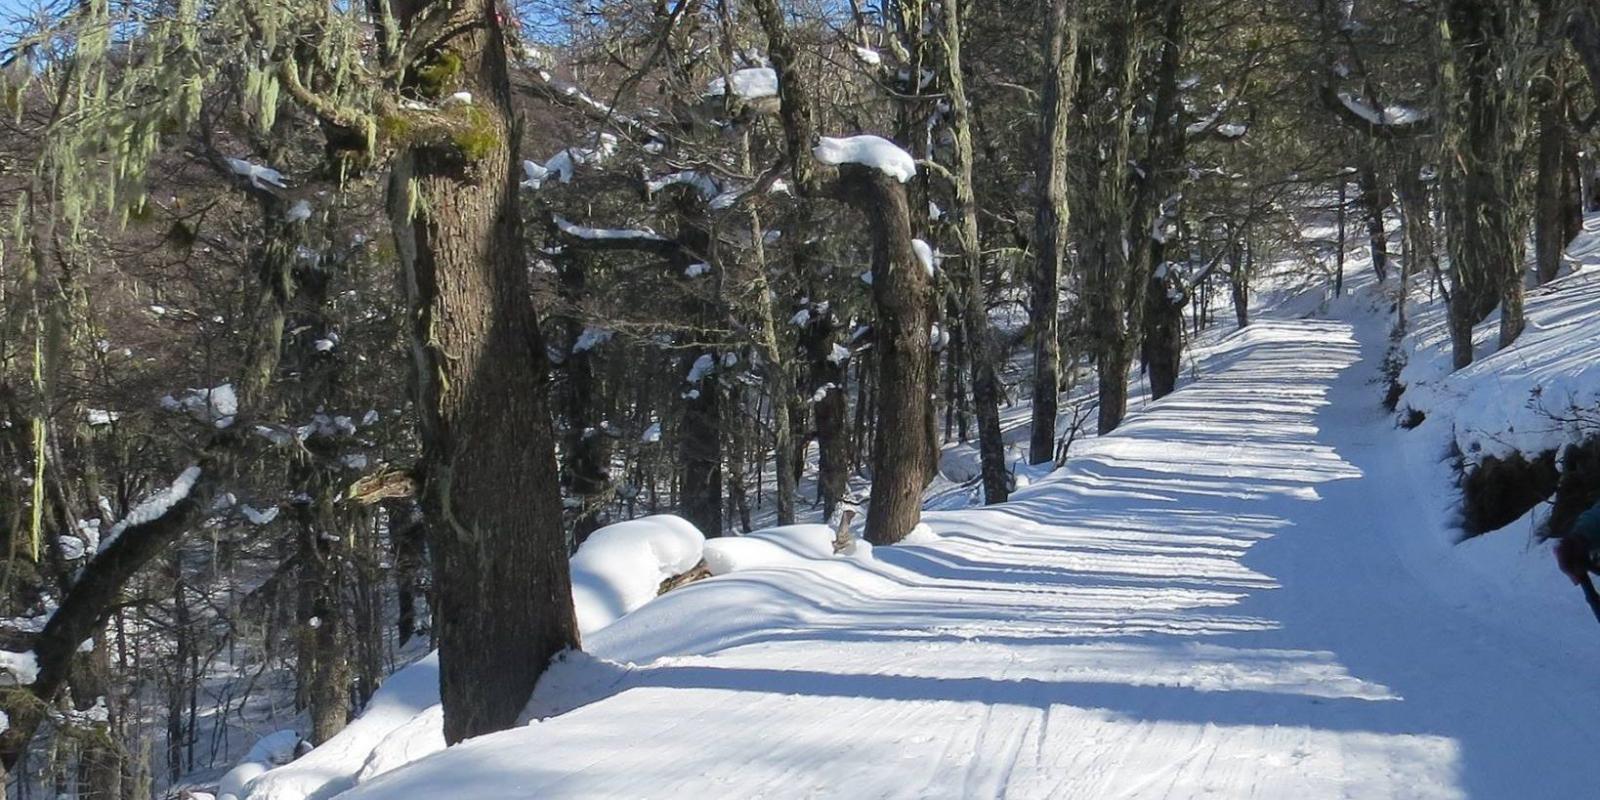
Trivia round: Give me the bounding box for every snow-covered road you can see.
[348,316,1600,799]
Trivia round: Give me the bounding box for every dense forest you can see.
[1,0,1598,797]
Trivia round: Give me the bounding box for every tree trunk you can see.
[1438,0,1536,368]
[942,0,1008,504]
[1080,0,1148,435]
[1130,0,1188,404]
[1358,163,1390,283]
[1533,63,1583,285]
[1028,0,1080,464]
[680,350,723,537]
[389,0,578,743]
[846,167,933,545]
[750,0,930,544]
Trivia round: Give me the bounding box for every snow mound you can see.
[813,135,916,183]
[240,654,439,800]
[701,524,835,575]
[571,515,706,635]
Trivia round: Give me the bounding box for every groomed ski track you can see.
[348,312,1600,800]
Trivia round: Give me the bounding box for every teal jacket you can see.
[1574,501,1600,546]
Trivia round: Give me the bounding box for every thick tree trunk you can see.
[1028,0,1080,464]
[1081,0,1148,435]
[1130,0,1188,404]
[1438,0,1535,368]
[1533,66,1583,285]
[1145,272,1185,400]
[557,255,610,544]
[843,167,933,545]
[389,0,578,743]
[750,0,929,544]
[942,0,1008,504]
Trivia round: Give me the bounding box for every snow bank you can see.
[813,135,917,183]
[571,515,706,635]
[1398,215,1600,463]
[240,654,440,800]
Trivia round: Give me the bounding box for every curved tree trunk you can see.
[389,0,578,744]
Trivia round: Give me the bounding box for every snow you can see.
[911,238,936,277]
[226,158,287,190]
[701,524,835,575]
[217,730,301,800]
[554,215,665,242]
[684,262,711,278]
[813,135,917,183]
[572,326,613,353]
[165,383,239,427]
[646,171,720,198]
[57,535,86,560]
[853,46,882,66]
[705,67,779,100]
[685,354,716,384]
[569,515,706,635]
[285,200,312,223]
[640,422,662,443]
[338,270,1600,798]
[86,408,120,426]
[532,134,619,188]
[240,505,279,526]
[521,160,550,191]
[0,650,38,686]
[1399,213,1600,463]
[827,343,851,365]
[1337,92,1429,126]
[239,655,439,800]
[100,465,201,551]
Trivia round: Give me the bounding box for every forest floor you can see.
[335,276,1600,798]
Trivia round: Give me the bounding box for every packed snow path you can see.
[351,318,1599,799]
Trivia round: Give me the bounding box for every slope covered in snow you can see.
[335,305,1600,798]
[1399,213,1600,463]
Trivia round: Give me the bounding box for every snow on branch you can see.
[814,135,917,183]
[553,215,667,242]
[1336,92,1428,127]
[706,68,779,100]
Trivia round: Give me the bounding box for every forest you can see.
[1,0,1599,797]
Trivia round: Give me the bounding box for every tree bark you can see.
[942,0,1008,504]
[1028,0,1080,464]
[1533,63,1583,285]
[750,0,931,544]
[1358,162,1391,283]
[389,0,578,743]
[1437,0,1536,368]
